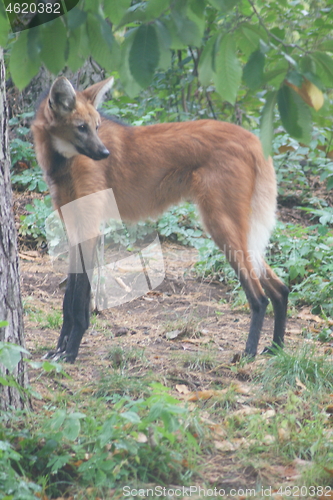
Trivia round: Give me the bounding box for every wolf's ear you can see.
[49,77,76,117]
[82,77,114,109]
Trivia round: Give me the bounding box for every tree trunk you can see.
[0,47,29,410]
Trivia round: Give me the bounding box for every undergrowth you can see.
[3,336,333,495]
[0,344,200,499]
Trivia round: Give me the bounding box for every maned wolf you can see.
[32,76,289,363]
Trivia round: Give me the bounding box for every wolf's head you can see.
[44,76,114,161]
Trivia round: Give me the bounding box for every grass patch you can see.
[163,315,203,339]
[257,344,333,395]
[94,371,154,400]
[182,351,217,372]
[27,308,62,330]
[107,345,148,370]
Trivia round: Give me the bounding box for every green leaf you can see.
[155,20,171,70]
[170,6,202,47]
[129,24,159,88]
[164,18,187,49]
[87,13,120,71]
[26,25,40,61]
[243,50,265,89]
[0,1,9,46]
[188,0,205,39]
[48,454,71,474]
[40,18,67,74]
[119,30,144,97]
[278,85,300,137]
[277,85,311,143]
[270,27,285,40]
[263,61,288,88]
[190,0,206,18]
[104,0,131,25]
[198,33,218,86]
[83,0,99,10]
[66,28,85,72]
[9,31,40,89]
[236,23,260,57]
[318,40,333,52]
[311,51,333,87]
[300,55,317,74]
[0,344,25,372]
[68,411,86,419]
[78,24,90,59]
[121,411,141,423]
[286,69,303,87]
[0,321,8,328]
[66,7,87,30]
[100,15,120,68]
[115,2,148,30]
[260,91,277,158]
[145,0,170,20]
[208,0,239,12]
[63,417,81,441]
[50,409,66,431]
[214,33,242,104]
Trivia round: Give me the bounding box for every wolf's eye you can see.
[78,124,87,132]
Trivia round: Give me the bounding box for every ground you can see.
[19,226,331,495]
[21,240,306,377]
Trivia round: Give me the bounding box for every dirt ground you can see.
[17,204,332,494]
[21,243,245,362]
[20,239,314,396]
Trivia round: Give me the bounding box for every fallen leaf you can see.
[165,329,181,340]
[262,409,276,420]
[181,337,212,344]
[262,434,276,445]
[136,432,148,443]
[175,384,190,394]
[214,439,236,451]
[72,460,83,467]
[323,466,333,476]
[287,328,303,336]
[230,406,260,417]
[231,381,252,395]
[278,427,291,442]
[215,437,257,451]
[188,389,223,401]
[297,308,333,325]
[208,423,227,438]
[295,377,307,391]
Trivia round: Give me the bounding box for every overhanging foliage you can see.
[1,0,333,152]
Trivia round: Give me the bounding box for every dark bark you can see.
[0,47,29,410]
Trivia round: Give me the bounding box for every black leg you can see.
[56,272,75,352]
[259,262,289,353]
[61,239,96,362]
[45,239,97,362]
[244,293,269,356]
[61,271,92,362]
